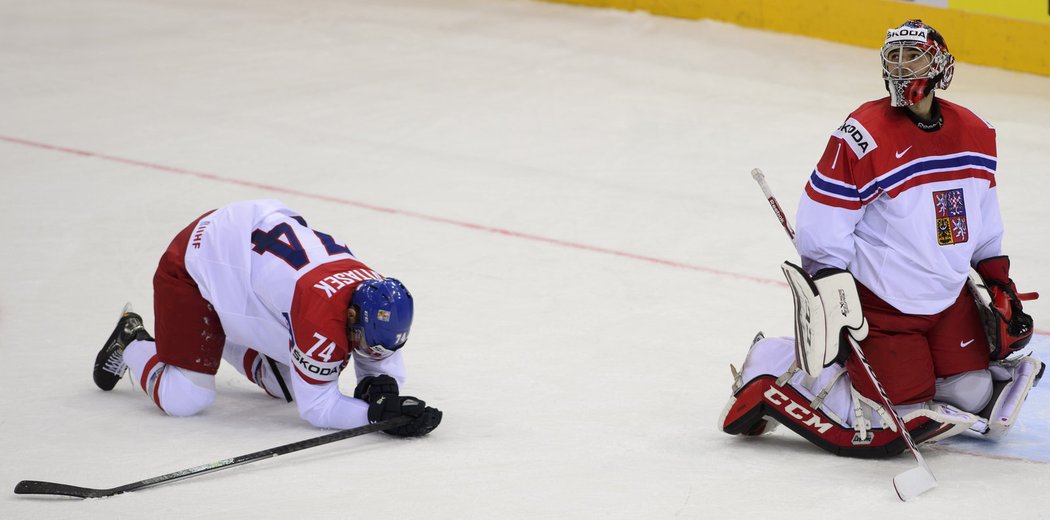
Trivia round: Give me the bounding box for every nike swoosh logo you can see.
[895,146,913,159]
[960,339,975,347]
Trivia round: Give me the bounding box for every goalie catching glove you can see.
[782,262,869,377]
[368,395,443,437]
[968,256,1038,360]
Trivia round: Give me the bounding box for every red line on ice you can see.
[6,132,1050,339]
[0,135,781,288]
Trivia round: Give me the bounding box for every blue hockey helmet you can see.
[349,278,413,359]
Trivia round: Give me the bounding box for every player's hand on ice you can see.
[353,374,399,403]
[368,395,443,437]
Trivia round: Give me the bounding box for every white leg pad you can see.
[981,357,1044,440]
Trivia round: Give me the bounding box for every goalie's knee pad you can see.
[935,369,992,413]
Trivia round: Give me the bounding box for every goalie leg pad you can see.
[721,336,977,456]
[970,357,1045,440]
[722,374,969,458]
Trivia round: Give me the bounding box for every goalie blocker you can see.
[781,262,868,377]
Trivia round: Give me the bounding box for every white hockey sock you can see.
[123,340,216,417]
[222,344,293,402]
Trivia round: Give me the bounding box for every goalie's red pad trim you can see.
[722,376,953,459]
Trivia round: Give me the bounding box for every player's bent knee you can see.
[934,369,992,413]
[157,366,217,417]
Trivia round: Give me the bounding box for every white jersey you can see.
[183,199,405,429]
[796,98,1003,314]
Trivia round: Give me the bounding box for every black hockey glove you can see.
[353,375,399,403]
[367,395,443,437]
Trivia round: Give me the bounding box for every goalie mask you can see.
[349,278,413,360]
[881,20,954,107]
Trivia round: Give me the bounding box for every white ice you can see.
[2,0,1049,518]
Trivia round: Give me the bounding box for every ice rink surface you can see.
[2,0,1049,517]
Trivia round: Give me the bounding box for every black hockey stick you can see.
[14,416,412,499]
[751,167,937,501]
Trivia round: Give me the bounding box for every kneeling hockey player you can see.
[93,199,442,437]
[720,20,1041,457]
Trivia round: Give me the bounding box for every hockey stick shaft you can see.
[751,168,936,501]
[845,336,927,457]
[13,416,412,499]
[751,168,796,243]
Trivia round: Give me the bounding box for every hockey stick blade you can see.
[893,465,937,501]
[14,481,106,499]
[13,416,413,499]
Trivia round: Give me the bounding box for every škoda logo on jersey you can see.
[833,118,877,159]
[933,188,968,246]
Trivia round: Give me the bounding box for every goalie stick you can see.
[751,167,937,502]
[13,416,412,499]
[751,168,796,244]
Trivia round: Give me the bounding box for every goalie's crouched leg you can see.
[719,336,977,458]
[720,376,966,458]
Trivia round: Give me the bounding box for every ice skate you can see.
[93,303,153,390]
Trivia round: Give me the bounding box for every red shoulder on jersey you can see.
[805,97,996,210]
[804,100,887,210]
[288,259,384,384]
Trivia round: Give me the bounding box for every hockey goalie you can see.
[719,20,1043,458]
[719,261,1041,458]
